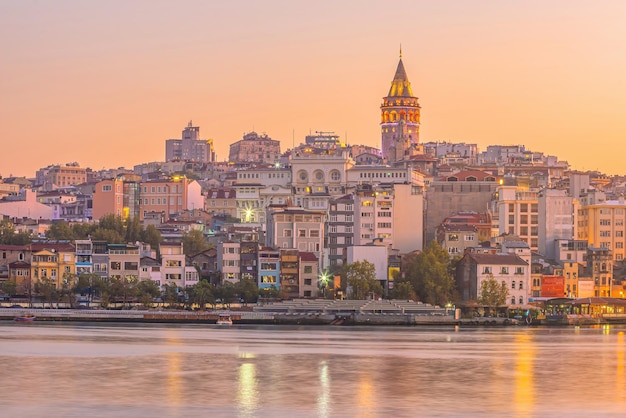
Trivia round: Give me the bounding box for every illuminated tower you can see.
[381,49,421,163]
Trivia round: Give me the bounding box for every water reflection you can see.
[513,333,535,418]
[1,324,626,417]
[238,362,258,417]
[317,360,330,418]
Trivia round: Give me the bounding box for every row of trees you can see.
[0,273,262,310]
[2,214,213,257]
[335,241,459,304]
[336,241,508,310]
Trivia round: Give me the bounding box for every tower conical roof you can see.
[387,58,414,98]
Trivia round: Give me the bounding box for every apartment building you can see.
[496,186,539,251]
[266,207,325,262]
[577,198,626,261]
[456,252,530,306]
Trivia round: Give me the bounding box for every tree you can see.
[188,280,215,310]
[137,280,160,308]
[35,277,57,308]
[237,278,259,306]
[478,275,509,315]
[0,278,17,297]
[182,229,210,256]
[402,241,458,306]
[98,214,126,237]
[125,216,142,243]
[110,275,138,309]
[90,227,125,244]
[46,221,75,240]
[0,219,33,245]
[141,225,162,254]
[60,272,78,308]
[162,283,180,309]
[343,260,383,300]
[390,281,417,301]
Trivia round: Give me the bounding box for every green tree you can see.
[237,278,259,306]
[189,280,215,310]
[0,219,33,245]
[403,241,458,306]
[98,214,126,236]
[110,275,138,309]
[90,227,125,244]
[343,260,383,300]
[478,275,509,315]
[35,277,57,308]
[137,280,160,308]
[390,281,417,301]
[216,281,237,307]
[71,222,96,240]
[46,221,75,240]
[182,229,210,256]
[60,272,78,308]
[125,216,143,243]
[91,276,111,307]
[141,225,163,254]
[1,278,17,297]
[162,283,180,309]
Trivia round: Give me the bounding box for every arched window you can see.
[511,297,516,304]
[519,296,524,304]
[511,281,516,289]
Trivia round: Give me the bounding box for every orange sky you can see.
[2,0,626,177]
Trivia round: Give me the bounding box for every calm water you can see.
[0,322,624,418]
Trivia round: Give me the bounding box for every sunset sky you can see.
[2,0,626,177]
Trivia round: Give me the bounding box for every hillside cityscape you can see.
[2,53,625,310]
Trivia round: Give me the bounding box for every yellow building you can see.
[30,243,76,290]
[577,199,626,262]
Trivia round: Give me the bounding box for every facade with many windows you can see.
[577,199,626,261]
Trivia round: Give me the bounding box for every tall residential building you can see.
[538,188,574,259]
[139,177,203,221]
[165,121,215,163]
[36,163,87,191]
[495,186,539,251]
[266,207,326,262]
[352,182,424,254]
[92,174,142,221]
[577,197,626,261]
[381,50,422,163]
[228,131,281,165]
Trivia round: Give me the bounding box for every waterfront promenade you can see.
[0,299,518,326]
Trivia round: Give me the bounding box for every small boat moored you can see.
[216,313,233,326]
[15,314,36,322]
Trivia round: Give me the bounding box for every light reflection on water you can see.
[1,323,626,417]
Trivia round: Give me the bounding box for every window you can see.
[501,267,509,274]
[378,222,392,229]
[377,211,392,217]
[465,235,474,241]
[298,229,306,238]
[511,297,516,304]
[519,281,523,289]
[511,281,516,289]
[102,185,112,192]
[304,265,313,274]
[515,267,524,275]
[309,230,320,238]
[110,262,121,270]
[283,229,292,238]
[304,279,312,285]
[519,296,524,304]
[448,234,459,241]
[483,266,492,274]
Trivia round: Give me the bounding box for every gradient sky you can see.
[2,0,626,178]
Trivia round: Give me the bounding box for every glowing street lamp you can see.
[319,271,330,299]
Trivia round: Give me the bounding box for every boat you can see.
[216,313,233,326]
[14,314,36,322]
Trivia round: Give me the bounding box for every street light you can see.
[319,271,330,299]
